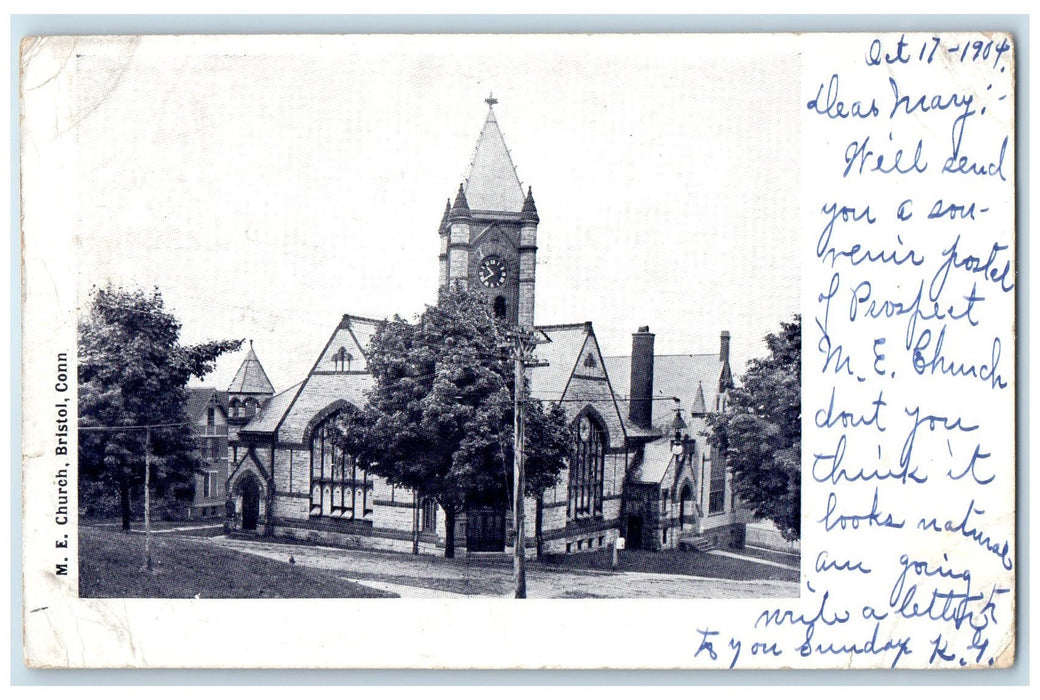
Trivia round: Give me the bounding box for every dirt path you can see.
[195,535,799,599]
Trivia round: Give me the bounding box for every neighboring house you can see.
[185,387,230,519]
[223,97,751,555]
[604,329,749,552]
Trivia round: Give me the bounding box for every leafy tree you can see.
[707,315,801,541]
[519,400,570,557]
[78,285,242,530]
[337,286,569,558]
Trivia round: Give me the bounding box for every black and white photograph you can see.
[20,29,1015,669]
[61,34,802,601]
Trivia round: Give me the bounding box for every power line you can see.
[78,421,191,431]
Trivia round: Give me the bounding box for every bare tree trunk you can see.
[443,503,456,559]
[535,493,544,559]
[119,471,131,531]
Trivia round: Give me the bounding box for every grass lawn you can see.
[541,547,799,582]
[79,527,396,598]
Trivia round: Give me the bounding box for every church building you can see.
[223,97,750,555]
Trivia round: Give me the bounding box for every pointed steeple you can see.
[464,96,525,212]
[227,340,275,396]
[692,381,708,416]
[520,186,540,224]
[449,182,471,221]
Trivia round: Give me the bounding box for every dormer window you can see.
[583,352,597,369]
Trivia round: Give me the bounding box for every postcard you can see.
[20,32,1015,669]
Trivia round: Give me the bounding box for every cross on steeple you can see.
[485,92,498,107]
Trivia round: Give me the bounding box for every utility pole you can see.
[504,329,548,599]
[144,427,153,572]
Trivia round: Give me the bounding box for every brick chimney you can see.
[629,326,655,430]
[720,330,731,363]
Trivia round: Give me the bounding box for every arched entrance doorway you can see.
[241,475,261,531]
[627,515,644,550]
[679,482,693,531]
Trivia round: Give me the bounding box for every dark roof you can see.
[185,387,227,422]
[228,343,275,395]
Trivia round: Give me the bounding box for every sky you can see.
[68,34,802,392]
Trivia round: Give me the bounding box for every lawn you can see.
[541,547,799,582]
[79,527,396,598]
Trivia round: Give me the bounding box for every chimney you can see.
[629,326,655,430]
[720,330,731,363]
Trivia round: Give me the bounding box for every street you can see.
[195,534,799,599]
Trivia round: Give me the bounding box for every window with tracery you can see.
[309,414,369,519]
[421,498,437,532]
[332,347,354,372]
[568,413,605,521]
[708,454,727,514]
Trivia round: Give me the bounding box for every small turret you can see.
[227,340,275,425]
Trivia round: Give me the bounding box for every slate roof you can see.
[227,343,275,395]
[603,353,727,434]
[238,382,301,435]
[464,105,525,213]
[528,323,591,401]
[635,439,678,485]
[185,387,227,422]
[530,322,628,450]
[237,315,382,444]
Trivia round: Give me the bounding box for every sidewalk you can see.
[198,535,799,599]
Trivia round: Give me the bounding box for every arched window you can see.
[309,412,369,520]
[332,347,354,372]
[708,454,726,514]
[421,498,437,532]
[568,413,606,521]
[679,482,693,530]
[229,398,240,418]
[493,295,507,319]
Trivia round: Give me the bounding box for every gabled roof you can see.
[238,314,383,443]
[530,322,628,450]
[239,382,301,435]
[227,342,275,396]
[603,353,726,433]
[185,387,227,422]
[464,105,525,213]
[632,439,678,485]
[528,323,591,401]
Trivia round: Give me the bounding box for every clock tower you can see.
[438,95,539,329]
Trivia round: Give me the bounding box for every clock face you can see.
[477,256,507,288]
